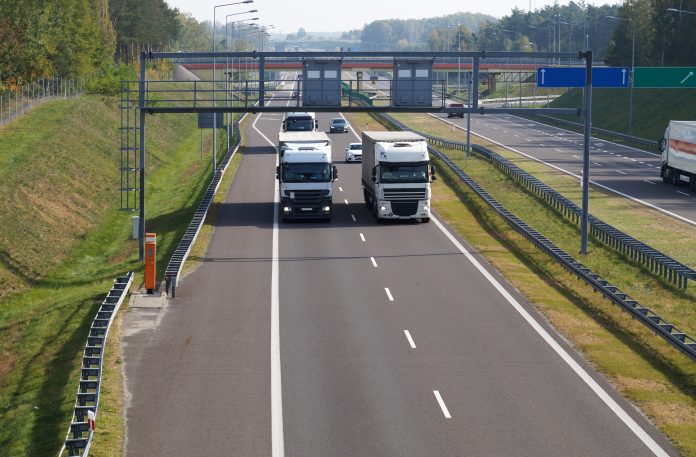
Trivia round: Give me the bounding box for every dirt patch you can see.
[642,400,696,425]
[0,323,22,387]
[615,376,670,393]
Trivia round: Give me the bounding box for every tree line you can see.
[0,0,181,86]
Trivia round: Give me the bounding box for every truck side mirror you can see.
[276,165,280,180]
[371,166,377,182]
[315,120,319,129]
[333,165,338,181]
[430,165,437,181]
[658,137,666,152]
[282,120,286,132]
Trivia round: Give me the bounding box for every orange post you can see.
[145,233,156,294]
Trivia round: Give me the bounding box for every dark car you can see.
[329,117,349,133]
[447,103,464,118]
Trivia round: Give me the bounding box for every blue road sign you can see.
[536,67,630,88]
[592,67,630,88]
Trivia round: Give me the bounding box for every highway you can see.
[121,81,678,456]
[431,111,696,226]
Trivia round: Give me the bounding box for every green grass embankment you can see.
[0,95,222,456]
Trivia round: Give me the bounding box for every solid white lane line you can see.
[404,330,416,348]
[677,191,691,197]
[370,256,378,268]
[359,233,366,242]
[339,186,343,192]
[344,199,349,205]
[617,170,627,175]
[643,180,655,185]
[251,108,284,457]
[433,391,452,419]
[384,287,394,301]
[431,215,669,456]
[351,214,357,222]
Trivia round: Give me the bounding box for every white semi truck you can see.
[282,112,318,132]
[277,131,337,220]
[361,131,435,223]
[659,121,696,191]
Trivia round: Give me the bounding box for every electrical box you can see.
[392,59,433,107]
[145,233,156,294]
[302,59,342,106]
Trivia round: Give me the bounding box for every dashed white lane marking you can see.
[339,186,343,192]
[359,233,366,242]
[617,170,627,175]
[433,391,452,418]
[370,256,378,268]
[540,143,546,147]
[643,180,655,185]
[554,148,563,153]
[677,191,691,197]
[593,162,602,167]
[344,199,349,205]
[514,134,520,137]
[404,330,416,348]
[351,214,357,222]
[384,287,394,301]
[572,155,581,159]
[431,215,671,455]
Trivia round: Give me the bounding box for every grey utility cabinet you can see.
[392,59,433,107]
[302,59,342,106]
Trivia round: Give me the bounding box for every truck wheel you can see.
[672,171,681,186]
[421,217,430,223]
[662,167,673,184]
[372,201,380,219]
[364,190,371,207]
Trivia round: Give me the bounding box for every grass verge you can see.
[0,95,220,456]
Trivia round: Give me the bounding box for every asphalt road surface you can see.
[433,111,696,226]
[122,81,679,456]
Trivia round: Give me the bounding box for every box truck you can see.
[659,121,696,191]
[276,131,337,220]
[361,131,435,222]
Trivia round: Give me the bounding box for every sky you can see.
[165,0,608,35]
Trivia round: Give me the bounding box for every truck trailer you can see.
[361,131,435,222]
[277,131,337,220]
[660,121,696,191]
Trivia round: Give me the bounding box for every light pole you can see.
[502,29,518,104]
[457,24,461,95]
[529,25,552,64]
[606,15,635,135]
[667,7,696,14]
[212,1,254,174]
[225,17,258,150]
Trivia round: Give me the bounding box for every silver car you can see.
[345,142,362,162]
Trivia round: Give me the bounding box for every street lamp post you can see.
[606,15,635,135]
[529,25,552,64]
[212,1,255,175]
[225,16,258,150]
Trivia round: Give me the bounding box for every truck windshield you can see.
[285,117,314,131]
[282,163,332,182]
[379,162,429,183]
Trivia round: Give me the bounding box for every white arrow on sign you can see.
[622,68,626,85]
[681,71,694,85]
[541,68,546,84]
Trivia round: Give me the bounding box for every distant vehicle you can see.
[345,143,362,162]
[659,120,696,190]
[329,117,349,133]
[447,102,464,118]
[282,112,318,132]
[361,131,435,223]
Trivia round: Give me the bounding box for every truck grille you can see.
[391,201,419,216]
[289,189,327,205]
[383,188,427,201]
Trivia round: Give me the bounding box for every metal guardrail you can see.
[528,114,660,153]
[58,272,134,457]
[164,119,244,298]
[379,113,696,362]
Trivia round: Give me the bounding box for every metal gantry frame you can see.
[124,50,594,260]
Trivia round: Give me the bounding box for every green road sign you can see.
[634,67,696,88]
